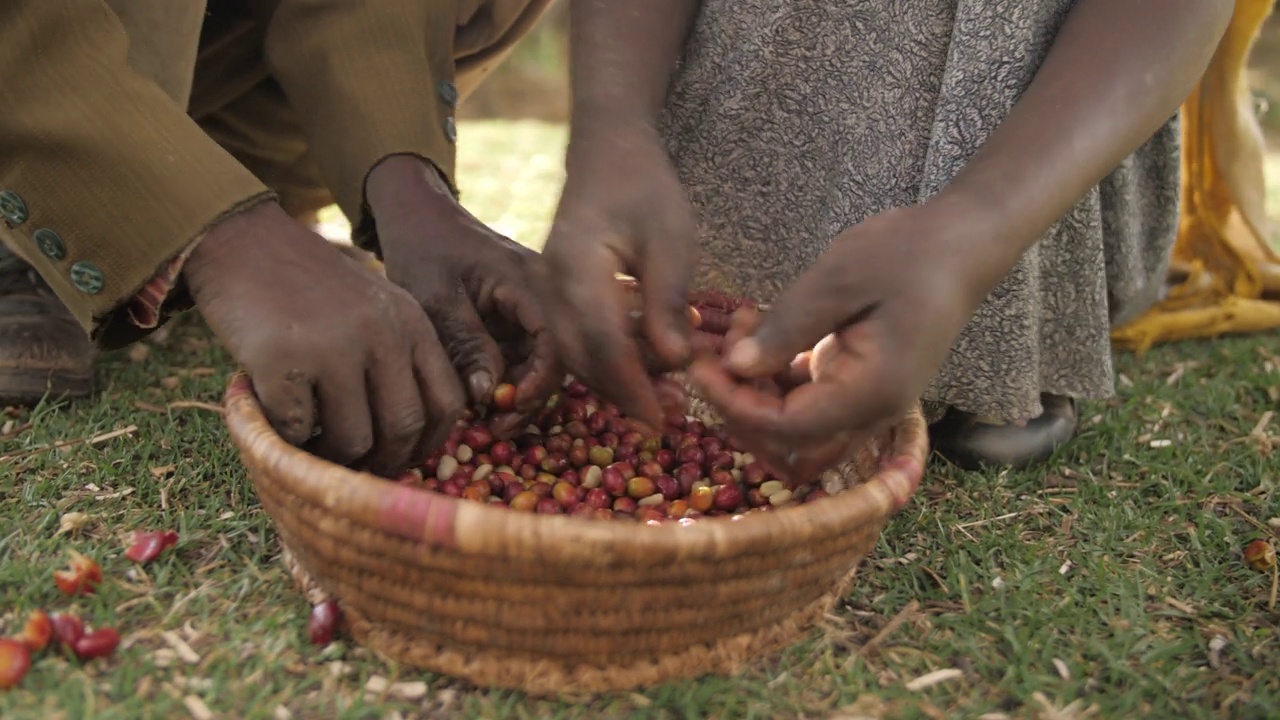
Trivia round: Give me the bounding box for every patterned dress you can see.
[658,0,1180,422]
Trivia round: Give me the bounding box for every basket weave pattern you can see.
[224,303,928,694]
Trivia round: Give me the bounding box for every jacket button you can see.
[0,190,28,226]
[70,261,104,295]
[438,80,459,108]
[33,228,67,260]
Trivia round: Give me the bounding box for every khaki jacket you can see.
[0,0,549,345]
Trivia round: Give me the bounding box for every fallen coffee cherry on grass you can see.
[1244,539,1277,573]
[18,611,52,653]
[0,638,31,691]
[53,550,103,596]
[124,529,180,564]
[308,600,342,645]
[50,613,84,647]
[71,628,120,661]
[46,613,120,662]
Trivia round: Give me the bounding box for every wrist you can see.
[365,154,455,215]
[566,118,665,171]
[363,155,475,258]
[915,188,1025,307]
[570,102,659,134]
[183,202,283,293]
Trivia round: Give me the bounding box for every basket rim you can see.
[224,372,927,566]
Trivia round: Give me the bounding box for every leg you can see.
[194,76,386,269]
[194,79,337,221]
[103,0,208,109]
[928,396,1079,471]
[188,12,369,267]
[186,0,553,262]
[0,0,207,406]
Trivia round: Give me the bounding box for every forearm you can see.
[937,0,1233,299]
[0,0,271,347]
[567,0,702,140]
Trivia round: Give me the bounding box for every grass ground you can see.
[2,121,1279,720]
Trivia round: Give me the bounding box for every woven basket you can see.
[222,295,928,695]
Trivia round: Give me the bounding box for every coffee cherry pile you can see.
[401,377,835,524]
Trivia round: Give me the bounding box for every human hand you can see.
[688,204,985,480]
[536,124,699,428]
[184,201,466,476]
[365,156,560,437]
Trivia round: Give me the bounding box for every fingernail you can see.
[725,338,760,372]
[469,371,493,400]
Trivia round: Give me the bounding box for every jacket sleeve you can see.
[260,0,464,253]
[0,0,273,348]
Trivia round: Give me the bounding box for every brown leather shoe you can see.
[929,394,1078,471]
[0,245,95,406]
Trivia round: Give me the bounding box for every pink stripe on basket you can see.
[875,455,923,512]
[377,484,459,548]
[226,374,253,401]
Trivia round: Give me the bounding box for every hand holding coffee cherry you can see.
[689,206,974,480]
[365,156,562,440]
[537,124,700,429]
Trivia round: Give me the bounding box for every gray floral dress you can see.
[658,0,1180,422]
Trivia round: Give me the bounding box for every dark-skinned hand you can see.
[536,123,699,429]
[183,201,466,477]
[365,155,561,438]
[688,204,982,481]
